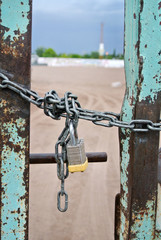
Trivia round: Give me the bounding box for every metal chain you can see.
[1,73,161,132]
[1,72,161,212]
[54,105,79,212]
[55,120,70,212]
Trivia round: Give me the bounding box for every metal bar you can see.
[119,1,161,239]
[0,1,32,239]
[156,148,161,238]
[30,152,107,164]
[158,149,161,184]
[115,193,120,240]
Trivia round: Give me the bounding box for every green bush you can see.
[68,54,81,58]
[90,51,99,59]
[59,53,68,58]
[42,48,57,58]
[36,47,46,57]
[106,55,113,59]
[35,46,124,59]
[82,54,91,59]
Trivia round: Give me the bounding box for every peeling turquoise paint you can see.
[120,1,141,239]
[0,1,31,238]
[156,183,161,232]
[1,0,30,41]
[122,0,140,119]
[120,0,161,239]
[120,132,130,210]
[139,1,161,103]
[1,118,27,239]
[131,200,156,239]
[155,231,161,240]
[120,131,131,240]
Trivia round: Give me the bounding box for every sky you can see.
[32,0,124,55]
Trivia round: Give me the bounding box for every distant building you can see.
[31,54,38,65]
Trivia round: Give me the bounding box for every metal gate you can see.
[0,0,161,239]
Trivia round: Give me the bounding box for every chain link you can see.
[1,73,161,132]
[55,123,70,212]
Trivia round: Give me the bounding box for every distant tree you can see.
[68,53,81,58]
[59,53,68,58]
[90,51,99,59]
[107,55,113,59]
[112,49,116,58]
[118,54,124,59]
[35,47,46,57]
[83,54,91,59]
[43,48,57,57]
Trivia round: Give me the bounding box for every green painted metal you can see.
[0,0,32,239]
[119,0,161,239]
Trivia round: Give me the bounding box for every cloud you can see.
[33,0,124,27]
[33,0,124,15]
[32,0,124,54]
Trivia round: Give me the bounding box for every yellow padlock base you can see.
[68,158,88,173]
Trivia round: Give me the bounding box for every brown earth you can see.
[29,66,125,240]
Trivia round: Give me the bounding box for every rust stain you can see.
[159,2,161,10]
[1,34,29,58]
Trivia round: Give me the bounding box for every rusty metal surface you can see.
[115,193,120,240]
[158,148,161,184]
[0,0,32,239]
[119,0,161,239]
[30,152,107,164]
[156,148,161,238]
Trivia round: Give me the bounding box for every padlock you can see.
[67,121,88,173]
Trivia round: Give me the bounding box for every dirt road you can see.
[29,66,125,240]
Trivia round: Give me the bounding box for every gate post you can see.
[0,1,32,239]
[119,1,161,239]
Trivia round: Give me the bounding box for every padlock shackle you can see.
[69,121,78,146]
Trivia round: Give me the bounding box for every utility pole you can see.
[99,23,105,59]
